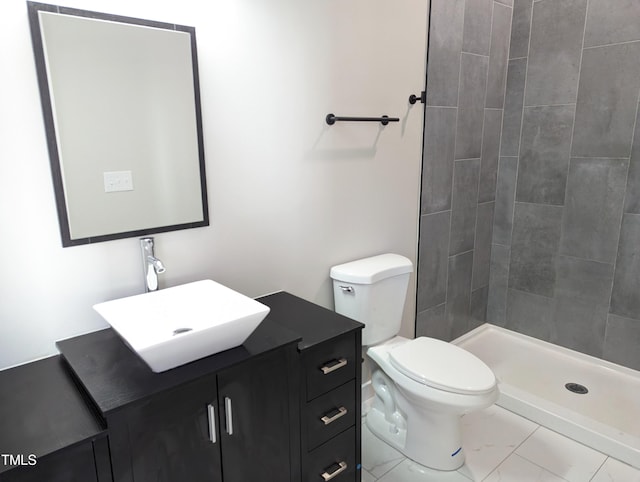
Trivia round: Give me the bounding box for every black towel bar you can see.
[325,113,400,126]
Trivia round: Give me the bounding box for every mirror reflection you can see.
[28,2,209,246]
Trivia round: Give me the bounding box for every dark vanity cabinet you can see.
[0,357,111,482]
[105,347,295,482]
[57,322,300,482]
[1,291,362,482]
[215,349,298,482]
[301,335,359,482]
[0,441,110,482]
[108,372,223,482]
[260,292,363,482]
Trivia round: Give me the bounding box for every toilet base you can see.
[366,405,465,471]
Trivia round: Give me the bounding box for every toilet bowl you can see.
[330,253,498,471]
[365,336,498,470]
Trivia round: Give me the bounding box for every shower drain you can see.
[565,382,588,394]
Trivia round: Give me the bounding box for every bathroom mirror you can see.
[28,2,209,246]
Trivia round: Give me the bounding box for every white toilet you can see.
[330,253,498,471]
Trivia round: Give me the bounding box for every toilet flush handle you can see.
[339,285,354,293]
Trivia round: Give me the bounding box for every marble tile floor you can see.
[362,405,640,481]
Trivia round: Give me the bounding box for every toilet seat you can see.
[388,337,496,395]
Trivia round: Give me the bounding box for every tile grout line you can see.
[523,102,576,108]
[583,38,640,51]
[571,0,630,347]
[604,97,640,329]
[461,51,491,59]
[588,456,610,482]
[469,0,496,320]
[501,0,535,314]
[511,454,571,482]
[369,452,405,481]
[480,425,543,481]
[505,0,535,262]
[444,0,467,318]
[510,425,609,482]
[487,0,515,323]
[563,0,590,206]
[422,208,453,217]
[513,200,564,208]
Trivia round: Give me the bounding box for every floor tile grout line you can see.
[375,457,404,480]
[479,423,542,481]
[503,453,573,481]
[511,425,611,482]
[363,436,406,482]
[588,456,610,482]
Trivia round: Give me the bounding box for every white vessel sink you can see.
[93,280,270,372]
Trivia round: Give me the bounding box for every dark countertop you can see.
[57,309,302,416]
[0,356,106,475]
[258,291,363,351]
[56,291,362,416]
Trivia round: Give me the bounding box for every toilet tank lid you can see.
[330,253,413,284]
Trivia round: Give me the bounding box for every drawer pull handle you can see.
[320,358,348,375]
[321,461,348,481]
[224,397,234,435]
[321,406,348,425]
[207,403,217,443]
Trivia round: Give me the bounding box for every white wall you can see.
[0,0,427,369]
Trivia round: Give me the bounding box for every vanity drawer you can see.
[306,381,356,450]
[304,426,356,482]
[304,333,356,400]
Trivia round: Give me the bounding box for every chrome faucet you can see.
[140,237,166,292]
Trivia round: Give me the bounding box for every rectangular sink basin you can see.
[93,280,270,372]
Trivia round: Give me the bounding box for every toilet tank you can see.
[330,253,413,346]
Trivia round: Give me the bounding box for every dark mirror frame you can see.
[27,2,209,247]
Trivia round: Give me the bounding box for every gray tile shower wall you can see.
[559,158,628,263]
[523,0,587,107]
[508,203,562,298]
[485,3,512,109]
[515,105,574,205]
[455,54,489,160]
[500,58,526,156]
[450,159,481,255]
[508,0,532,60]
[485,0,640,370]
[421,107,457,215]
[425,0,465,107]
[417,0,511,339]
[571,42,640,158]
[478,109,502,203]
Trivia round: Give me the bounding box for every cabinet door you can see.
[0,442,98,482]
[125,375,222,482]
[217,347,294,482]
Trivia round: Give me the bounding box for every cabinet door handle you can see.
[320,406,348,425]
[224,397,234,435]
[320,358,347,375]
[207,403,217,443]
[321,461,347,481]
